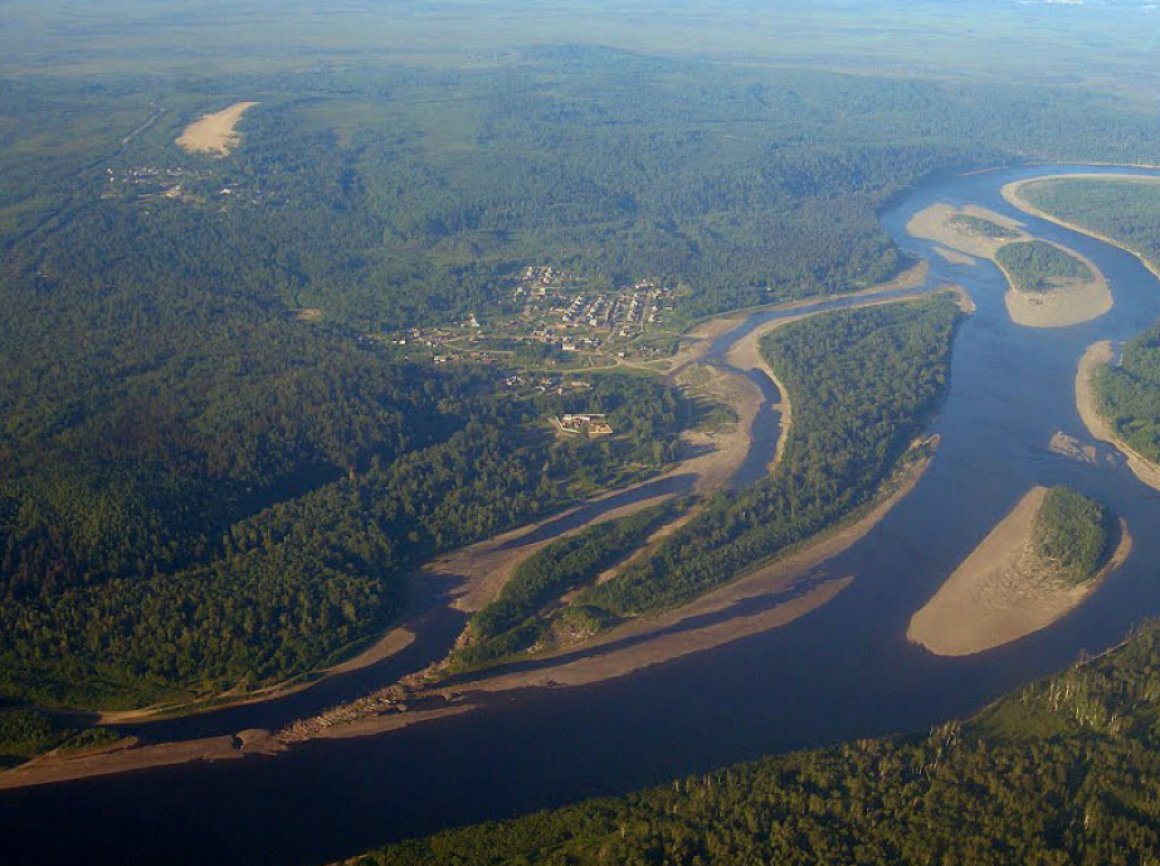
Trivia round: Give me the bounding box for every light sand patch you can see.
[1003,174,1160,282]
[908,487,1131,657]
[176,101,259,157]
[907,203,1026,259]
[0,734,241,792]
[934,246,977,266]
[1077,341,1160,493]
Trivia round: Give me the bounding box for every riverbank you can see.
[1076,341,1160,493]
[907,486,1132,657]
[1001,175,1160,284]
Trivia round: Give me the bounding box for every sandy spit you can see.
[907,487,1132,657]
[1076,341,1160,493]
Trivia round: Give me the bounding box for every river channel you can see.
[5,165,1160,865]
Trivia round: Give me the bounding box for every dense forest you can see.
[0,367,685,710]
[4,51,1160,715]
[1094,325,1160,465]
[352,620,1160,866]
[1019,177,1160,271]
[579,296,959,616]
[994,240,1092,293]
[1032,487,1113,587]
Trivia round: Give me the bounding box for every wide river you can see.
[6,165,1160,865]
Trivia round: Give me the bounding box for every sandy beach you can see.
[907,203,1026,259]
[908,486,1131,657]
[1076,341,1160,493]
[176,101,259,156]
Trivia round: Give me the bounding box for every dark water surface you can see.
[6,165,1160,866]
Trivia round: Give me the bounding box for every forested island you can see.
[994,240,1094,294]
[908,486,1126,657]
[907,204,1110,328]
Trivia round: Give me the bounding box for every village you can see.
[383,265,680,369]
[102,165,267,206]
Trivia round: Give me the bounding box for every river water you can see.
[5,165,1160,866]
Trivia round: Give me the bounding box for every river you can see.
[5,165,1160,865]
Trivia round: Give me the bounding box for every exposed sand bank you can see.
[1076,341,1160,493]
[907,203,1026,259]
[908,487,1131,657]
[293,443,938,745]
[176,101,259,156]
[1002,175,1160,283]
[907,201,1110,328]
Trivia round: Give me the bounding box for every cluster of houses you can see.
[557,413,613,436]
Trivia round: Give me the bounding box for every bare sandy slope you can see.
[1002,175,1160,283]
[908,201,1110,328]
[1077,341,1160,493]
[908,487,1131,657]
[176,101,258,156]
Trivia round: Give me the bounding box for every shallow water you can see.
[5,165,1160,866]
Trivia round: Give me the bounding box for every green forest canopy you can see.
[579,295,960,617]
[1019,178,1160,466]
[995,240,1093,293]
[1032,487,1113,587]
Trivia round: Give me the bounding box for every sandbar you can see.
[176,101,259,156]
[1076,341,1160,493]
[907,201,1110,328]
[908,486,1131,657]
